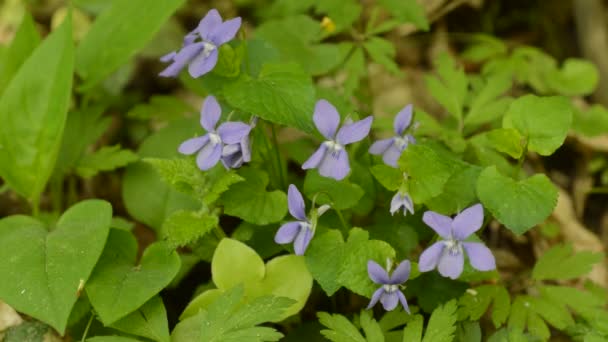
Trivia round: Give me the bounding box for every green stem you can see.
[514,140,529,178]
[270,124,287,189]
[81,312,94,342]
[335,209,349,230]
[31,197,40,218]
[50,176,63,214]
[214,225,227,240]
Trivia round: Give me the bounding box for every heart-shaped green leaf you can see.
[110,296,170,342]
[182,238,312,321]
[86,229,180,324]
[0,200,112,333]
[476,166,557,234]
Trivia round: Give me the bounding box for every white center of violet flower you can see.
[394,136,408,150]
[323,140,344,156]
[383,284,399,293]
[209,133,222,145]
[444,239,463,256]
[202,40,217,57]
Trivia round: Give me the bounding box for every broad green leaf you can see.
[364,37,401,75]
[476,166,557,234]
[402,315,423,342]
[406,272,467,313]
[399,143,462,203]
[456,321,481,342]
[545,59,599,96]
[122,119,200,231]
[426,164,481,214]
[76,0,185,89]
[224,63,316,133]
[127,95,194,121]
[471,128,524,159]
[532,244,603,281]
[110,296,170,342]
[318,312,366,342]
[303,171,364,210]
[172,286,291,342]
[160,210,219,248]
[76,145,138,178]
[315,0,362,34]
[425,53,468,121]
[377,0,429,30]
[220,168,287,225]
[86,229,181,324]
[0,17,73,203]
[0,200,111,333]
[186,238,312,321]
[212,43,245,78]
[255,16,344,76]
[572,105,608,137]
[305,228,396,297]
[360,310,385,342]
[0,13,40,94]
[503,95,573,156]
[370,164,403,191]
[422,300,458,342]
[464,73,512,128]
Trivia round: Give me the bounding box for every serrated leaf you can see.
[172,286,291,342]
[360,310,385,342]
[0,200,111,333]
[364,37,400,75]
[529,296,574,330]
[318,312,366,342]
[344,46,366,96]
[303,171,364,210]
[110,296,170,342]
[402,315,424,342]
[160,210,219,248]
[476,166,557,234]
[503,95,573,156]
[76,0,185,89]
[464,73,512,128]
[224,63,316,133]
[377,0,429,30]
[425,54,468,121]
[305,228,396,297]
[220,167,287,225]
[0,17,73,204]
[370,164,403,191]
[541,285,604,313]
[532,244,603,281]
[76,145,138,178]
[0,13,40,94]
[86,229,181,324]
[422,300,458,342]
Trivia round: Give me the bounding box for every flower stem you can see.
[270,124,287,189]
[213,225,227,240]
[81,312,94,342]
[335,209,349,230]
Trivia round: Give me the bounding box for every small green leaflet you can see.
[464,73,512,129]
[0,13,40,95]
[172,286,294,342]
[224,63,316,133]
[471,128,524,159]
[303,171,364,210]
[370,164,403,191]
[532,244,603,281]
[86,229,181,325]
[160,210,219,248]
[318,311,383,342]
[110,296,170,342]
[220,167,287,225]
[305,228,396,297]
[76,145,138,178]
[476,166,557,234]
[76,0,185,89]
[399,300,458,342]
[544,58,599,96]
[458,285,511,328]
[364,37,401,75]
[0,200,111,333]
[377,0,429,31]
[401,315,424,342]
[503,95,573,156]
[0,16,73,204]
[425,53,468,121]
[461,34,507,63]
[572,104,608,138]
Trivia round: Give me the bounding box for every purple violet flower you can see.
[390,192,414,216]
[367,259,411,313]
[221,117,258,169]
[369,104,416,167]
[274,184,330,255]
[178,96,251,171]
[302,100,373,180]
[159,9,241,78]
[418,203,496,279]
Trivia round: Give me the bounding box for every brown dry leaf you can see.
[0,300,22,333]
[552,188,608,286]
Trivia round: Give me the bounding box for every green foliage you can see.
[425,54,468,122]
[572,104,608,137]
[303,171,364,210]
[458,285,511,328]
[0,200,111,333]
[224,63,316,133]
[305,228,396,296]
[370,164,403,191]
[110,296,170,342]
[0,17,73,204]
[0,13,40,95]
[532,244,604,281]
[377,0,429,31]
[86,229,181,324]
[476,166,557,234]
[160,210,219,248]
[422,300,458,342]
[75,145,138,178]
[172,286,292,342]
[220,167,288,225]
[464,72,512,129]
[364,37,401,75]
[503,95,573,156]
[318,311,383,342]
[75,0,185,89]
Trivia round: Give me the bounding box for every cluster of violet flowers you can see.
[163,8,497,314]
